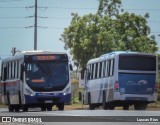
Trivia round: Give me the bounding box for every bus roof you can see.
[100,51,138,57]
[2,50,67,62]
[87,51,156,65]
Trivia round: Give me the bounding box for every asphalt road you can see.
[0,108,160,125]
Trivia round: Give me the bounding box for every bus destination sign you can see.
[25,54,68,62]
[35,56,56,60]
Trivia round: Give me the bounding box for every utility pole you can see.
[34,0,38,50]
[11,47,17,56]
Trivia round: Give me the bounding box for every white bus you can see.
[79,51,158,110]
[0,51,72,112]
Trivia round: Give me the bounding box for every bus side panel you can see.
[1,80,20,105]
[105,78,115,103]
[106,57,118,103]
[1,82,7,105]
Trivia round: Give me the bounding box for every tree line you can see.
[60,0,157,68]
[60,0,159,102]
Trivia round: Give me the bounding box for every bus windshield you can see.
[119,55,156,71]
[25,61,69,92]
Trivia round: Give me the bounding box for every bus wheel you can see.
[41,106,46,111]
[134,103,147,110]
[47,106,52,111]
[102,92,108,110]
[88,94,95,110]
[57,103,64,111]
[8,105,14,112]
[108,104,115,110]
[123,105,129,110]
[22,105,28,112]
[108,106,115,110]
[15,106,20,112]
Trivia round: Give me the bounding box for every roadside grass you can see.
[64,102,160,111]
[0,104,6,108]
[0,102,160,110]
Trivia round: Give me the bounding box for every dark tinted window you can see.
[95,63,98,79]
[119,55,156,71]
[91,64,94,79]
[99,62,102,78]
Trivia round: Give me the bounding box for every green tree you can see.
[60,13,125,68]
[60,1,158,68]
[98,0,122,17]
[114,12,157,53]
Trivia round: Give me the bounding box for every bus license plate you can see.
[45,100,52,103]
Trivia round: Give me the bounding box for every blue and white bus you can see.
[0,51,72,112]
[79,51,158,110]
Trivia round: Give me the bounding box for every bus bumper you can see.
[24,93,71,104]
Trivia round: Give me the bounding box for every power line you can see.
[0,0,24,2]
[0,16,71,19]
[2,16,160,24]
[0,17,26,19]
[41,6,96,10]
[0,7,25,8]
[0,27,25,29]
[123,8,160,11]
[0,6,160,11]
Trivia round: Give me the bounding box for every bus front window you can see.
[25,62,69,91]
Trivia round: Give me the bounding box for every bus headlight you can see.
[63,87,70,96]
[25,88,34,96]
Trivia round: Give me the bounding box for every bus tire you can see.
[41,106,46,111]
[123,105,129,110]
[88,94,95,110]
[134,103,147,110]
[7,91,14,112]
[57,103,64,111]
[22,105,28,112]
[108,103,115,110]
[8,105,14,112]
[15,106,20,112]
[102,91,108,110]
[108,106,115,110]
[47,106,52,111]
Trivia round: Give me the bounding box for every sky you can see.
[0,0,160,60]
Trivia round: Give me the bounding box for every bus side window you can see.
[95,63,98,79]
[4,67,7,81]
[105,61,108,77]
[99,62,102,78]
[1,64,3,81]
[91,64,94,79]
[14,61,16,78]
[20,64,24,81]
[103,61,106,77]
[110,59,114,76]
[87,65,91,80]
[7,63,9,80]
[93,64,96,79]
[9,63,11,79]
